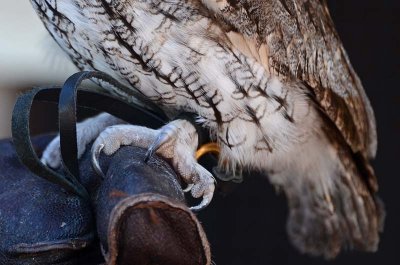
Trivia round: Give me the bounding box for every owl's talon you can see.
[190,193,213,212]
[189,165,216,211]
[92,143,105,178]
[183,184,194,193]
[144,145,156,163]
[144,122,178,162]
[90,121,215,211]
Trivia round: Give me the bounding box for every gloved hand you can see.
[0,134,211,265]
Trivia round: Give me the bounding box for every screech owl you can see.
[31,0,384,258]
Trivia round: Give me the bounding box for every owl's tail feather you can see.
[285,146,384,259]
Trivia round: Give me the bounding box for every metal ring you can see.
[195,142,220,160]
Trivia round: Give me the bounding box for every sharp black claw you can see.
[144,125,174,163]
[91,144,106,179]
[144,148,154,163]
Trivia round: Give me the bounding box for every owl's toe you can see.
[41,113,121,169]
[41,135,62,168]
[90,121,216,211]
[189,164,215,212]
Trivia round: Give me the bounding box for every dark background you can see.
[28,1,399,265]
[196,1,400,265]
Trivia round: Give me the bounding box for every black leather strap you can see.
[58,71,168,179]
[12,88,89,199]
[12,71,168,199]
[12,70,217,199]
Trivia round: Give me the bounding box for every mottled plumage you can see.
[31,0,384,258]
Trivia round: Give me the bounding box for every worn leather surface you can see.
[89,147,210,265]
[0,135,211,265]
[0,134,98,265]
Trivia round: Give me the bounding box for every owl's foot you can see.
[91,120,215,211]
[41,113,122,168]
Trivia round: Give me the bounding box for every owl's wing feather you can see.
[201,0,382,258]
[202,0,377,160]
